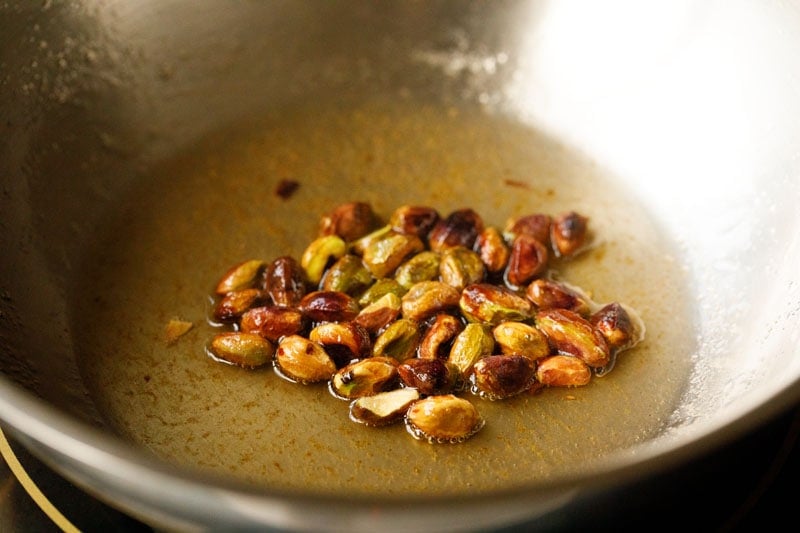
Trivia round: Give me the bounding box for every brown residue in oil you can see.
[275,179,300,199]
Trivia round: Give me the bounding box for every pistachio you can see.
[275,335,336,384]
[309,321,372,365]
[349,387,420,427]
[362,231,425,279]
[299,290,360,323]
[208,332,274,369]
[357,278,408,306]
[212,288,266,323]
[427,208,485,253]
[551,211,589,257]
[372,318,420,362]
[390,205,440,238]
[475,227,510,275]
[318,201,378,242]
[418,313,464,360]
[300,235,347,285]
[401,281,461,322]
[215,259,265,295]
[405,395,484,443]
[320,254,373,295]
[262,256,308,307]
[590,302,643,351]
[504,234,548,288]
[397,358,461,395]
[448,323,495,374]
[459,283,532,325]
[535,355,592,387]
[525,278,592,317]
[394,251,441,289]
[350,225,393,257]
[503,213,552,246]
[492,321,550,360]
[354,292,402,334]
[240,306,307,342]
[535,308,610,368]
[329,357,399,400]
[470,355,536,400]
[439,246,486,290]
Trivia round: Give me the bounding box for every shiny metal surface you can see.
[1,1,799,531]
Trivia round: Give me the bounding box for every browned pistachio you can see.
[504,234,549,288]
[389,205,440,239]
[440,246,486,290]
[401,281,461,322]
[394,251,441,289]
[372,318,420,362]
[357,278,407,306]
[535,308,610,368]
[318,201,379,242]
[397,358,461,395]
[240,306,308,342]
[320,254,373,295]
[299,290,360,323]
[475,227,510,275]
[503,213,552,246]
[301,235,347,285]
[362,231,425,279]
[350,225,393,257]
[349,387,420,427]
[551,211,589,258]
[427,208,485,253]
[329,357,399,400]
[261,256,308,307]
[418,313,464,360]
[208,332,274,369]
[309,321,372,365]
[535,355,592,387]
[215,259,265,295]
[525,278,592,317]
[590,302,642,351]
[470,355,536,400]
[354,292,402,334]
[405,395,484,443]
[448,323,495,374]
[459,283,532,325]
[492,321,550,360]
[275,335,336,384]
[213,288,266,323]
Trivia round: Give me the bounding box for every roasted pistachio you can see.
[448,323,495,374]
[318,201,378,242]
[503,213,552,246]
[492,321,550,360]
[536,355,592,387]
[357,278,408,306]
[362,231,425,279]
[213,288,265,323]
[354,292,402,334]
[427,208,485,253]
[349,387,420,427]
[320,254,373,295]
[240,306,307,342]
[299,290,360,323]
[372,318,420,362]
[394,251,441,289]
[418,313,464,360]
[470,355,536,400]
[535,308,610,368]
[390,205,440,238]
[401,281,461,322]
[329,357,399,400]
[309,321,372,365]
[525,278,592,317]
[215,259,265,295]
[459,283,532,325]
[262,256,308,307]
[275,335,336,384]
[350,225,393,256]
[300,235,347,285]
[208,332,274,369]
[590,302,643,351]
[475,227,510,275]
[397,358,461,395]
[551,211,589,257]
[440,246,486,290]
[504,234,548,288]
[405,395,484,443]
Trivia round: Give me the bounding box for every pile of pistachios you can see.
[206,202,644,444]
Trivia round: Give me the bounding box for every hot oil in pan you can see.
[72,99,695,497]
